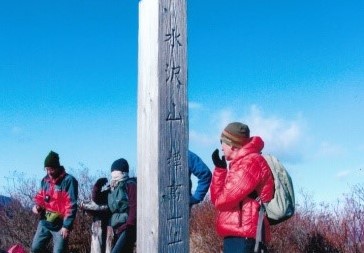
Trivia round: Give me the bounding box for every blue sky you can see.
[1,0,363,205]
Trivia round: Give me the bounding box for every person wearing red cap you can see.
[210,122,274,253]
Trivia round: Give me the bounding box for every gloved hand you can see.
[32,205,44,215]
[94,177,108,188]
[212,149,227,169]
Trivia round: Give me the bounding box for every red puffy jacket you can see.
[210,136,274,241]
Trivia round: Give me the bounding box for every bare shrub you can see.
[304,232,341,253]
[268,186,364,253]
[0,172,39,250]
[338,184,364,253]
[1,169,363,253]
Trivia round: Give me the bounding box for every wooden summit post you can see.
[137,0,189,252]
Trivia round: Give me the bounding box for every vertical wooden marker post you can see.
[137,0,189,252]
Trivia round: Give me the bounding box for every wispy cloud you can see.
[190,130,216,146]
[213,108,236,131]
[188,101,203,110]
[317,141,345,157]
[9,126,30,142]
[189,104,307,163]
[335,170,351,180]
[245,105,305,159]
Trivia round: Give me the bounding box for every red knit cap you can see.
[220,122,250,148]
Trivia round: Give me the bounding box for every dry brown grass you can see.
[190,200,222,253]
[189,186,364,253]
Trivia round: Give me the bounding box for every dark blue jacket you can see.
[189,150,212,205]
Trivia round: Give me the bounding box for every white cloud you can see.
[317,141,345,157]
[188,101,203,110]
[189,130,216,146]
[335,170,351,180]
[243,105,306,162]
[189,104,307,163]
[247,105,302,145]
[9,126,30,142]
[213,108,236,131]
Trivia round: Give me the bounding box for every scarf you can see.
[110,171,129,191]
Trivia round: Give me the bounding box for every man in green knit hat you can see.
[31,151,78,253]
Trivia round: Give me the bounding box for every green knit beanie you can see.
[221,122,250,148]
[44,151,60,168]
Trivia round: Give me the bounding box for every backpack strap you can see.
[254,200,266,253]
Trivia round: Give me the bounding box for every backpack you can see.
[262,154,295,225]
[108,177,136,213]
[254,155,295,252]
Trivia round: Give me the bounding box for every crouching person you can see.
[80,177,110,253]
[108,158,137,253]
[31,151,78,253]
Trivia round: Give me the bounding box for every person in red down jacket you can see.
[210,122,274,253]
